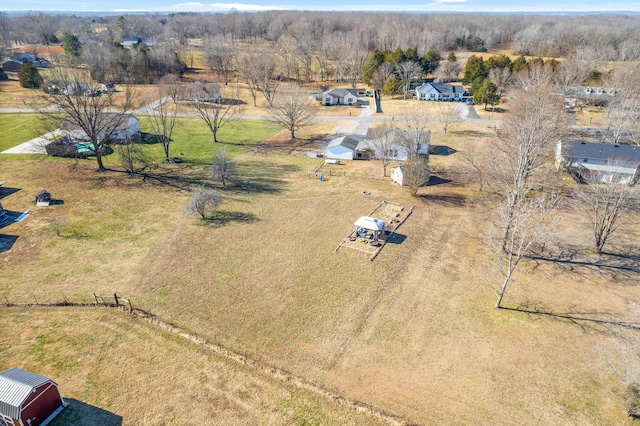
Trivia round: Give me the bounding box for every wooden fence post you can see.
[114,293,119,307]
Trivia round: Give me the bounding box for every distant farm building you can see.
[0,368,66,426]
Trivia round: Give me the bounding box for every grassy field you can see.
[2,73,640,424]
[0,307,387,426]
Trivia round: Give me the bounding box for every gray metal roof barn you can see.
[0,368,66,426]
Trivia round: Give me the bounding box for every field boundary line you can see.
[0,301,409,426]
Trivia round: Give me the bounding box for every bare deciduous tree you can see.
[211,148,237,187]
[396,61,422,100]
[184,187,222,219]
[490,192,561,308]
[190,83,240,143]
[238,50,279,107]
[403,156,430,197]
[488,66,512,100]
[369,125,398,177]
[118,137,147,176]
[491,79,565,253]
[604,306,640,418]
[574,176,638,254]
[42,67,135,172]
[268,84,314,140]
[398,108,431,157]
[371,63,394,97]
[206,38,237,85]
[435,103,463,134]
[599,67,640,145]
[435,59,462,83]
[484,77,566,308]
[146,82,179,160]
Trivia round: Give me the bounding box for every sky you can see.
[3,0,640,13]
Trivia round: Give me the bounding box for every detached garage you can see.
[325,136,360,160]
[0,368,66,426]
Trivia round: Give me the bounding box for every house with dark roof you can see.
[415,82,464,101]
[564,86,619,109]
[321,88,358,106]
[556,140,640,184]
[0,368,66,426]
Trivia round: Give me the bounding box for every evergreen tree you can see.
[473,80,500,110]
[0,68,7,81]
[486,54,511,70]
[511,55,528,73]
[18,63,42,89]
[62,32,82,58]
[421,50,442,75]
[463,55,488,87]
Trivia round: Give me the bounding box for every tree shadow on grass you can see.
[526,246,640,285]
[138,132,170,145]
[199,210,259,228]
[429,145,458,156]
[418,194,466,206]
[385,232,406,244]
[0,210,29,230]
[139,165,211,192]
[50,398,122,426]
[225,161,302,195]
[0,234,18,253]
[0,186,20,199]
[454,129,493,138]
[498,305,625,333]
[425,175,452,187]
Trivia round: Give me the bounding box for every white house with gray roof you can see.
[321,88,358,106]
[415,82,464,101]
[556,140,640,184]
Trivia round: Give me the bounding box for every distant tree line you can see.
[3,11,640,68]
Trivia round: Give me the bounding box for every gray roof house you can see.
[564,86,619,109]
[556,140,640,184]
[415,82,464,101]
[321,88,358,106]
[360,127,430,161]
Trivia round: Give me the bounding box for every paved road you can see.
[0,99,540,155]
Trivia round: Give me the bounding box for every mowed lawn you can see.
[1,116,640,424]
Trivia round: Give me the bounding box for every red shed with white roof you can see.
[0,368,66,426]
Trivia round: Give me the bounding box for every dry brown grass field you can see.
[0,307,386,425]
[2,49,640,424]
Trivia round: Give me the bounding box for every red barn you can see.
[0,368,66,426]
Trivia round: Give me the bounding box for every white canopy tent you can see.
[353,216,386,242]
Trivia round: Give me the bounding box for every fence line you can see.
[0,295,407,426]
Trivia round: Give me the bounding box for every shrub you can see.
[184,187,222,219]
